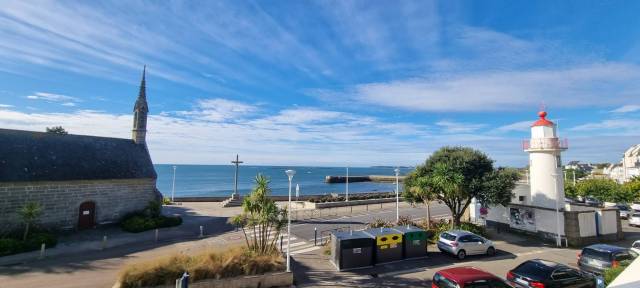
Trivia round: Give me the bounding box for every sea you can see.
[155,164,413,197]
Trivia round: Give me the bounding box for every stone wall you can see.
[0,178,157,231]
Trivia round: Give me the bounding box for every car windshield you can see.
[440,232,457,241]
[617,205,629,210]
[512,261,553,280]
[582,248,611,261]
[633,214,640,217]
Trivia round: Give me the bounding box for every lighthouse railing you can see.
[522,138,568,150]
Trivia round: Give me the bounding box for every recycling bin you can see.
[330,230,374,271]
[392,225,428,259]
[364,227,403,264]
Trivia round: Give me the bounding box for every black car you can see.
[578,244,638,275]
[507,259,595,288]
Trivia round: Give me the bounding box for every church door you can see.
[78,201,96,229]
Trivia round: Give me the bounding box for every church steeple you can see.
[132,66,148,145]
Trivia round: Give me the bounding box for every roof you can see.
[134,66,148,113]
[531,111,554,127]
[584,244,627,253]
[333,230,373,240]
[391,225,425,233]
[437,267,499,283]
[443,230,475,236]
[0,129,157,182]
[364,227,401,237]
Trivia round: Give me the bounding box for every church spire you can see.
[132,66,148,145]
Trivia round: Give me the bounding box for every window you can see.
[632,242,640,249]
[441,233,456,241]
[552,268,578,280]
[614,252,636,262]
[458,235,473,243]
[433,273,458,288]
[469,236,485,243]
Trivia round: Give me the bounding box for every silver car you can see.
[437,230,495,260]
[629,212,640,227]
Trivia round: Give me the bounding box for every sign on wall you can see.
[509,207,536,232]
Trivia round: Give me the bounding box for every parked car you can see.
[616,204,630,219]
[437,230,495,260]
[631,240,640,255]
[629,212,640,227]
[584,196,601,207]
[433,267,512,288]
[577,244,638,275]
[507,259,595,288]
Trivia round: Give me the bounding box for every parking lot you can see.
[290,208,640,287]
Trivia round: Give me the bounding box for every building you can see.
[605,144,640,183]
[0,68,160,230]
[477,110,622,246]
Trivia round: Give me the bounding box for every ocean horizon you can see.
[155,164,412,197]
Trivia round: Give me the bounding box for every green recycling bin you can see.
[392,225,428,259]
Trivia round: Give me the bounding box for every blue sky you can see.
[1,1,639,167]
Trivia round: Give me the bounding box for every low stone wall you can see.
[124,272,293,288]
[292,197,401,209]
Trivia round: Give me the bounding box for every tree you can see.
[563,168,587,183]
[575,179,621,202]
[46,126,68,135]
[564,182,578,199]
[403,147,518,227]
[228,174,287,255]
[621,177,640,203]
[18,202,42,241]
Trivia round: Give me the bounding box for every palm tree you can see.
[19,202,42,240]
[229,174,287,255]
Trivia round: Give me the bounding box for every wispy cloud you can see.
[176,98,258,122]
[338,63,640,112]
[435,120,485,134]
[570,119,640,132]
[494,121,532,133]
[26,92,81,107]
[0,104,13,108]
[610,104,640,113]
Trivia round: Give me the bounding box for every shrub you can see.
[368,218,392,228]
[121,214,182,233]
[162,197,172,205]
[458,222,487,237]
[0,231,57,256]
[396,215,414,226]
[118,247,284,288]
[415,219,451,244]
[604,260,632,285]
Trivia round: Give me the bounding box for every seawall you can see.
[324,175,406,183]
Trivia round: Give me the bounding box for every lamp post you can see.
[394,168,400,222]
[551,172,561,247]
[345,167,349,202]
[285,169,296,273]
[171,165,177,202]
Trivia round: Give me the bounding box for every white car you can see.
[629,212,640,227]
[437,230,495,260]
[632,240,640,255]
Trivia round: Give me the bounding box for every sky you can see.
[1,0,639,167]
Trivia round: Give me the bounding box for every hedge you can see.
[0,232,57,257]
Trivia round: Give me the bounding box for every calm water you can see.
[155,165,412,197]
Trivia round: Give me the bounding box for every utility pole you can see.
[231,155,243,199]
[345,167,349,202]
[171,165,177,202]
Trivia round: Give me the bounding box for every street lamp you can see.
[394,168,400,222]
[551,172,561,247]
[171,165,177,202]
[345,167,349,202]
[285,169,296,273]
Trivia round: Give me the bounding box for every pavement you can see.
[1,201,638,288]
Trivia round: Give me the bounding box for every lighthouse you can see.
[523,111,568,210]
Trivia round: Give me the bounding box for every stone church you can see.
[0,68,160,230]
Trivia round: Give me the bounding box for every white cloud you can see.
[343,63,640,112]
[435,120,485,133]
[610,104,640,113]
[0,104,13,108]
[26,92,78,102]
[177,98,257,122]
[494,121,532,133]
[570,119,640,132]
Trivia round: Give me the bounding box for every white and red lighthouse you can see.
[523,111,568,210]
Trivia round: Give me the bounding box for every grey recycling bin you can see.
[330,230,374,271]
[364,227,403,264]
[392,225,428,259]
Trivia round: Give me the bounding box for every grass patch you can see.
[118,247,285,288]
[0,231,57,257]
[121,214,182,233]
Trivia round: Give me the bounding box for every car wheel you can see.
[486,247,496,256]
[457,250,466,260]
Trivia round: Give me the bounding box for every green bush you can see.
[604,260,631,285]
[162,197,172,205]
[121,214,182,233]
[0,231,57,256]
[458,222,487,237]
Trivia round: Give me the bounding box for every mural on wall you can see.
[509,207,536,232]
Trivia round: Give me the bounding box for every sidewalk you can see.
[0,202,240,266]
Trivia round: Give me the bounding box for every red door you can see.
[78,201,96,229]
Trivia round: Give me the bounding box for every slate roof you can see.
[0,129,157,182]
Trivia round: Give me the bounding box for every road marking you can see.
[290,246,321,255]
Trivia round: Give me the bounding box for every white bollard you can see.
[155,229,159,242]
[199,225,204,238]
[39,243,45,259]
[101,235,107,250]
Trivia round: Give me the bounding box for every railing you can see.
[522,138,568,150]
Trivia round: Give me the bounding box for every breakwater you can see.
[324,175,406,183]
